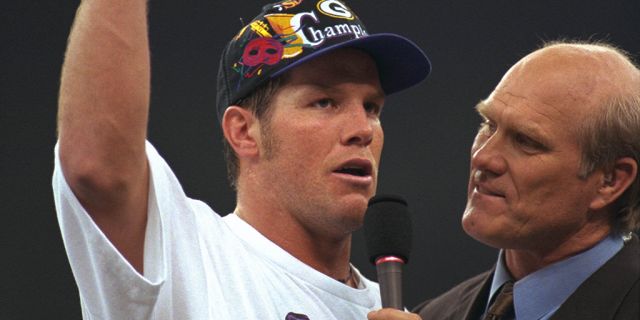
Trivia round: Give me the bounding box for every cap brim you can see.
[271,33,431,95]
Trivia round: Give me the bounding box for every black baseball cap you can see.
[216,0,431,122]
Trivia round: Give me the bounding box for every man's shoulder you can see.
[551,234,640,319]
[412,269,493,319]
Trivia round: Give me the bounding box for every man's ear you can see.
[221,106,260,159]
[589,157,638,211]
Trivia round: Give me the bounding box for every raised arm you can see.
[57,0,151,272]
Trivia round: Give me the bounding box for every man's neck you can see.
[505,227,611,279]
[233,204,354,284]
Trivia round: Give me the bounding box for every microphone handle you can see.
[376,258,404,309]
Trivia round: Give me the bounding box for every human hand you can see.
[367,308,422,320]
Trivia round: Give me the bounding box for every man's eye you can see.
[364,102,382,115]
[478,120,496,135]
[313,98,334,109]
[515,134,546,151]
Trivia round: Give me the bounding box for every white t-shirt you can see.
[52,141,381,319]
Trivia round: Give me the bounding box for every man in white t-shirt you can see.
[53,0,430,319]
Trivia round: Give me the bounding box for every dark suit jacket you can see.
[413,235,640,320]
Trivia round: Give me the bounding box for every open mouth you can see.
[335,166,369,177]
[334,160,373,178]
[476,184,505,198]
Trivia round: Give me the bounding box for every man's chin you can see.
[337,191,371,206]
[462,213,502,247]
[337,200,369,227]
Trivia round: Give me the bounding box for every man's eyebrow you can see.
[475,100,489,116]
[299,82,386,101]
[369,91,386,103]
[475,99,549,144]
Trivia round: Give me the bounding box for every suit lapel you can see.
[550,235,640,320]
[461,269,494,320]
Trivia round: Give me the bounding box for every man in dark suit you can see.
[414,41,640,319]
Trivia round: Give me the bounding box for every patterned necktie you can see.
[482,281,515,320]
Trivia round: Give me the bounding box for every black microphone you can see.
[364,194,412,310]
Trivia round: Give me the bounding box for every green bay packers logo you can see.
[317,0,355,20]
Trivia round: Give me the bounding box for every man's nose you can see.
[470,132,507,176]
[341,105,375,147]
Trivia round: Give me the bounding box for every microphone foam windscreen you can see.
[364,194,413,264]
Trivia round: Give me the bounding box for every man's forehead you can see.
[286,48,378,75]
[509,46,625,100]
[483,56,604,125]
[282,49,383,90]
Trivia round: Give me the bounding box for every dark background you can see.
[3,0,639,319]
